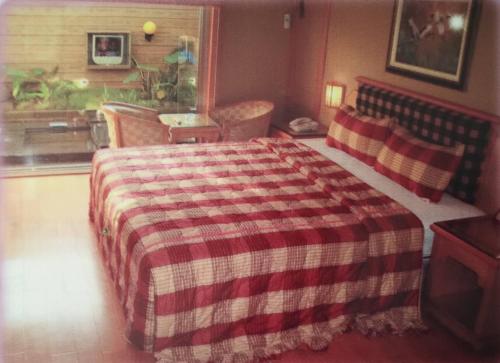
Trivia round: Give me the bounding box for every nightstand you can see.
[427,214,500,349]
[269,119,328,139]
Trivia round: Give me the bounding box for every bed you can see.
[89,77,492,362]
[90,138,423,362]
[300,138,484,259]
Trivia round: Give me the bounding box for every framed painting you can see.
[87,32,131,69]
[386,0,478,89]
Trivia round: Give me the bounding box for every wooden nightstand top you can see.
[433,215,500,259]
[270,119,328,139]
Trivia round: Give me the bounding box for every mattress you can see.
[301,138,485,258]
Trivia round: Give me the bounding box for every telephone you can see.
[289,117,319,132]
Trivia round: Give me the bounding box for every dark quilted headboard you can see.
[356,81,491,204]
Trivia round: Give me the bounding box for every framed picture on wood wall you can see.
[87,32,131,69]
[386,0,478,89]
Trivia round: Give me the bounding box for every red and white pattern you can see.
[326,104,393,166]
[89,138,424,363]
[375,126,465,202]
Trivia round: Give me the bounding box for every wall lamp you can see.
[143,21,157,42]
[325,81,346,108]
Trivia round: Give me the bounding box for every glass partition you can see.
[0,2,217,171]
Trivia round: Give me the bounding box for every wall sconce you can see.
[143,21,157,42]
[325,82,346,108]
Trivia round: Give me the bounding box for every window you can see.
[0,2,219,172]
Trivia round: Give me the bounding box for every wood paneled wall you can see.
[0,3,202,88]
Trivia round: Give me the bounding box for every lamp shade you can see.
[143,21,157,35]
[325,82,346,108]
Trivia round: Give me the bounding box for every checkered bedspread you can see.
[89,138,423,363]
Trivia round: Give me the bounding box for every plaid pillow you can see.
[356,83,491,203]
[326,104,393,165]
[374,127,465,202]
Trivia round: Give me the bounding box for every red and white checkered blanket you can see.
[89,138,423,363]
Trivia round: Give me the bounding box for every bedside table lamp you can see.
[325,82,346,108]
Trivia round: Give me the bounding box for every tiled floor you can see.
[1,174,498,363]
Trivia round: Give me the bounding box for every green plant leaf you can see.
[30,68,46,78]
[6,68,28,79]
[39,83,50,100]
[136,64,160,72]
[22,92,43,101]
[164,52,179,64]
[12,81,21,98]
[123,72,141,84]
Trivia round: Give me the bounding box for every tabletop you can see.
[271,118,328,137]
[434,214,500,259]
[159,113,218,128]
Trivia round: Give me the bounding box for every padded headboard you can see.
[355,77,491,204]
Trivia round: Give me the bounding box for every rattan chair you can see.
[209,100,274,141]
[100,102,170,148]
